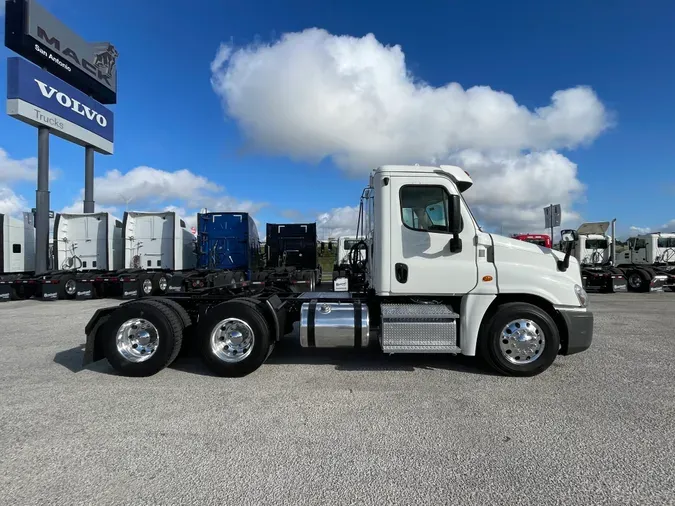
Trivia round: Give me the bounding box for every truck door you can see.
[389,176,479,295]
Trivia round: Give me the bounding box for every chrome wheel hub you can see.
[65,279,77,296]
[629,274,642,288]
[499,319,545,365]
[210,318,254,363]
[158,276,168,292]
[116,318,159,363]
[142,278,153,295]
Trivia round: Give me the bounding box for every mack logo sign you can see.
[4,0,118,104]
[7,57,114,154]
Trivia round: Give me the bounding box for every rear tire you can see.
[626,269,649,292]
[198,301,272,377]
[100,300,184,376]
[478,302,560,377]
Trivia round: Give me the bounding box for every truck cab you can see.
[622,233,675,265]
[558,222,626,293]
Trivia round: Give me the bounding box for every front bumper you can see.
[557,308,594,355]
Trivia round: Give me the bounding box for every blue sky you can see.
[1,0,673,239]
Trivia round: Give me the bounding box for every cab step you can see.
[380,303,461,353]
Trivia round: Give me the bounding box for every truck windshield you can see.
[585,239,608,249]
[343,240,365,251]
[527,239,548,247]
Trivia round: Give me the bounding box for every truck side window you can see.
[635,239,646,250]
[12,244,21,253]
[400,185,457,234]
[657,237,674,248]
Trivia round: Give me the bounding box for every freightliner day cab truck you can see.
[618,232,675,292]
[561,222,669,293]
[83,164,594,378]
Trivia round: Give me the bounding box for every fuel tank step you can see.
[380,303,461,353]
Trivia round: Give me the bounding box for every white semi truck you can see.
[0,212,37,300]
[559,222,628,293]
[619,232,675,292]
[83,164,593,378]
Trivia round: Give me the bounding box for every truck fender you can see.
[83,306,119,366]
[229,296,284,342]
[459,294,497,356]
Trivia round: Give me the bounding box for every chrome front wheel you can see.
[499,319,545,365]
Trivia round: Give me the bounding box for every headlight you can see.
[574,284,588,308]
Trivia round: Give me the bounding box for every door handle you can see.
[395,263,408,283]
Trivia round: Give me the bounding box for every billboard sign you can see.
[4,0,118,104]
[7,57,114,154]
[544,204,562,229]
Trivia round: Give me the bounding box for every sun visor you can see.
[577,222,610,235]
[438,165,474,192]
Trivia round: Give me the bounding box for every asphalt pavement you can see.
[0,293,674,506]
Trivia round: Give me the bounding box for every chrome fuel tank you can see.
[299,301,370,348]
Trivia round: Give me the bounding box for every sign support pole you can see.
[35,126,50,274]
[549,204,554,245]
[84,146,95,213]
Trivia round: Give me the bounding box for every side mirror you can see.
[560,229,578,242]
[320,242,325,252]
[328,242,333,251]
[449,194,462,253]
[557,230,578,272]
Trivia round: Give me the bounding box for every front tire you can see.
[198,301,272,377]
[100,300,184,376]
[478,302,560,377]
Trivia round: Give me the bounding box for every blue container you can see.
[197,212,262,279]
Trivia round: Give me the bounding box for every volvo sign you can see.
[7,57,114,154]
[4,0,118,104]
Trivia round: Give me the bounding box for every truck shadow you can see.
[54,341,497,377]
[170,340,496,377]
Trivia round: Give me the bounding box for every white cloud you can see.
[449,150,584,232]
[211,28,610,173]
[662,220,675,232]
[210,28,613,232]
[0,147,59,184]
[62,165,268,225]
[316,206,360,240]
[0,187,27,216]
[629,226,652,235]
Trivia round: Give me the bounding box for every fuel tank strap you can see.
[354,302,362,348]
[307,299,317,347]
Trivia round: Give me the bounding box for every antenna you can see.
[118,193,134,212]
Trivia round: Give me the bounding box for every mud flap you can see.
[75,281,94,300]
[611,275,627,292]
[122,281,139,299]
[41,282,60,301]
[0,284,12,302]
[166,273,185,293]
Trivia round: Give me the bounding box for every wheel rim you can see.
[158,276,168,292]
[65,279,77,296]
[210,318,255,363]
[629,273,642,288]
[116,318,159,363]
[499,319,545,365]
[142,278,153,295]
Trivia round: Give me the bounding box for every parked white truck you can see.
[83,164,593,377]
[618,232,675,291]
[0,212,37,300]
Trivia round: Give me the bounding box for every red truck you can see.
[511,233,552,249]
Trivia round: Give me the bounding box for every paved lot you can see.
[0,293,674,506]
